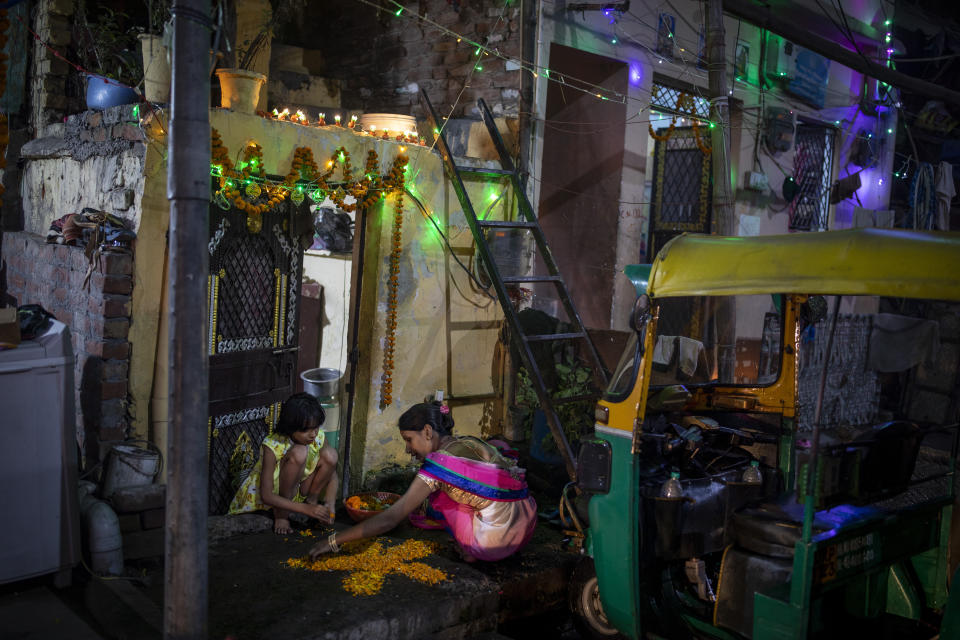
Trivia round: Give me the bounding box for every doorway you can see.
[536,43,627,331]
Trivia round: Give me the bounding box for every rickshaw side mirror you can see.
[630,294,651,334]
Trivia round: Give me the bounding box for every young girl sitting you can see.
[229,393,339,534]
[308,401,536,562]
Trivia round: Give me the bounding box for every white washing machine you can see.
[0,319,80,584]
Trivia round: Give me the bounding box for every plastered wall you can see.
[533,0,896,330]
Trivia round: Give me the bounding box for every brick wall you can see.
[30,0,77,133]
[287,0,523,119]
[2,232,133,464]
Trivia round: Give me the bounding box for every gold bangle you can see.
[328,532,340,553]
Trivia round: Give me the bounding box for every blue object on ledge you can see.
[85,74,138,110]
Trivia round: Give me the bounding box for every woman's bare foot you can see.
[274,517,293,535]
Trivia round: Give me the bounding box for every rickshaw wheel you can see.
[569,557,626,639]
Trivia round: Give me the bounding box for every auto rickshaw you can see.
[568,228,960,639]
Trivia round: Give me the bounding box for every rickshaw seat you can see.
[731,501,810,558]
[732,499,886,558]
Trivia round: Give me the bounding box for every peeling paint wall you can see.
[16,95,506,484]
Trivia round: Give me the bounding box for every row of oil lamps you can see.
[269,108,426,146]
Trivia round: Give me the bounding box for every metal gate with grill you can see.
[206,197,307,514]
[789,124,835,231]
[649,126,713,258]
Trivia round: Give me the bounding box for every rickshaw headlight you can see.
[594,404,609,425]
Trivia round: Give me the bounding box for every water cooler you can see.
[300,367,343,449]
[0,319,80,584]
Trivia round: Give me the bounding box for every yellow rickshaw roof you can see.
[647,228,960,300]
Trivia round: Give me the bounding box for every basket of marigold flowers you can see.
[344,491,400,522]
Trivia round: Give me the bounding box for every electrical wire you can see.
[404,188,496,302]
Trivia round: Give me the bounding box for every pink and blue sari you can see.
[413,449,537,561]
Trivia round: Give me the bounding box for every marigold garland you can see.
[692,118,712,156]
[381,153,409,406]
[209,131,411,400]
[286,538,447,596]
[648,118,676,142]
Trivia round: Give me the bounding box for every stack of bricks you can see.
[30,0,77,131]
[110,484,166,561]
[1,231,133,462]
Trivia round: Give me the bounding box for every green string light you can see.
[394,5,403,16]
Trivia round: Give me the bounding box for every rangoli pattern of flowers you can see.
[286,539,448,596]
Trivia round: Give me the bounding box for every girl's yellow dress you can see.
[228,431,325,514]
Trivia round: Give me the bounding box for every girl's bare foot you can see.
[274,518,293,535]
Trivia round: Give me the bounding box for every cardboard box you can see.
[0,307,19,348]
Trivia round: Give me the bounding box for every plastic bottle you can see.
[742,460,763,484]
[660,471,683,498]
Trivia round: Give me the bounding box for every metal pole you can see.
[164,1,210,638]
[706,0,734,236]
[802,295,842,543]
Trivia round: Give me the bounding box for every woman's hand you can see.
[309,537,333,559]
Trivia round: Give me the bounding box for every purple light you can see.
[886,48,894,55]
[630,64,642,86]
[878,178,884,186]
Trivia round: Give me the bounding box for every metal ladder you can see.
[420,90,609,481]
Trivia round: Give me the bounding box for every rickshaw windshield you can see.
[604,294,783,400]
[605,331,640,400]
[650,295,782,388]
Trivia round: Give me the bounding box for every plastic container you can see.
[320,399,340,450]
[741,460,763,485]
[85,74,139,110]
[660,471,683,498]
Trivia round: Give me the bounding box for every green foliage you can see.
[514,358,596,453]
[74,4,142,85]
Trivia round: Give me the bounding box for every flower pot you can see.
[139,34,170,104]
[215,68,266,113]
[85,74,139,110]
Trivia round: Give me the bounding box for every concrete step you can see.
[0,585,105,640]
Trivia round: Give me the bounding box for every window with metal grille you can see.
[650,81,710,119]
[790,124,836,231]
[648,127,712,257]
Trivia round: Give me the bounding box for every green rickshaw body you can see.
[579,229,960,640]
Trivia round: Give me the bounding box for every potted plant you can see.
[73,3,142,109]
[137,0,172,103]
[514,356,596,465]
[214,1,273,113]
[214,0,303,113]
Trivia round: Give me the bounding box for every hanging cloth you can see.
[934,161,956,231]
